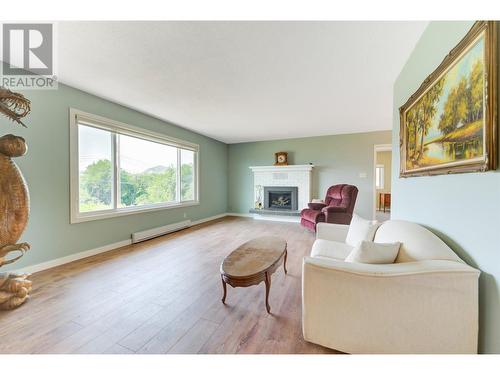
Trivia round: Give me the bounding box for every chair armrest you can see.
[321,206,348,213]
[316,222,349,242]
[303,257,480,277]
[308,202,327,210]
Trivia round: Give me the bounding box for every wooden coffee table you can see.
[220,236,287,313]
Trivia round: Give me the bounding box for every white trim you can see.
[176,148,181,202]
[11,212,304,275]
[225,212,254,218]
[13,239,133,275]
[132,220,191,243]
[13,213,228,275]
[72,201,201,223]
[69,110,79,224]
[190,213,227,226]
[194,149,200,203]
[249,164,314,172]
[375,164,385,190]
[113,132,120,209]
[72,108,199,151]
[69,108,200,224]
[250,165,314,210]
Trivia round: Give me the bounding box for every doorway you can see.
[373,144,392,222]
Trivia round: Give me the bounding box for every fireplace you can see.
[264,186,298,211]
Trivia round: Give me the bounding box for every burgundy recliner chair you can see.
[300,184,358,231]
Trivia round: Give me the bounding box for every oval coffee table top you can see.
[221,236,287,278]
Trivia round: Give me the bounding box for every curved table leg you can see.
[264,272,271,313]
[283,249,288,274]
[221,276,227,304]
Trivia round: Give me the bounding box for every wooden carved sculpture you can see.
[0,87,32,310]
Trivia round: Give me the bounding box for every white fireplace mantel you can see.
[249,164,314,173]
[250,164,314,210]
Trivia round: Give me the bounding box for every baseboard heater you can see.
[131,220,191,243]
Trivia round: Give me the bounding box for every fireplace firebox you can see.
[263,186,298,211]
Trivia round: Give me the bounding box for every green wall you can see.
[228,131,392,218]
[393,21,500,353]
[1,81,228,271]
[2,78,390,272]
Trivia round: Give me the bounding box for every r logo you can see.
[2,23,53,76]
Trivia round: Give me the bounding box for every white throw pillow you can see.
[345,240,401,264]
[345,214,380,247]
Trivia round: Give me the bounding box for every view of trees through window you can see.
[78,124,196,213]
[79,126,113,212]
[118,134,178,208]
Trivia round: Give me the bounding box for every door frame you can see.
[373,144,392,220]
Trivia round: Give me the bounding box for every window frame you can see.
[375,164,385,190]
[70,108,199,224]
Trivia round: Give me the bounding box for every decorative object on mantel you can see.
[400,21,497,177]
[0,86,32,310]
[254,185,263,209]
[274,151,288,166]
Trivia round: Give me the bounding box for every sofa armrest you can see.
[302,257,480,353]
[316,222,349,242]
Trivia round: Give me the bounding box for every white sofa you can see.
[302,220,480,354]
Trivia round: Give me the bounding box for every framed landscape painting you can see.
[399,21,497,177]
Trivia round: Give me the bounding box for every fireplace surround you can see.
[264,186,298,211]
[249,164,314,220]
[249,164,314,210]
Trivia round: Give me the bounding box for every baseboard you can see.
[226,212,300,223]
[190,213,228,226]
[13,213,228,275]
[12,212,297,275]
[132,220,191,243]
[13,238,133,275]
[225,212,253,218]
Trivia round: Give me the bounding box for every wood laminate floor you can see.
[0,217,339,354]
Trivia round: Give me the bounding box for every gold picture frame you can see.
[399,21,497,177]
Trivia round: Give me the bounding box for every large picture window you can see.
[70,109,199,223]
[375,164,385,190]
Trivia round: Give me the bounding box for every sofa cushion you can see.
[374,220,462,263]
[301,208,325,223]
[310,239,353,260]
[345,214,379,247]
[345,240,401,264]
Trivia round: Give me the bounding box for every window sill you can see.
[71,200,200,224]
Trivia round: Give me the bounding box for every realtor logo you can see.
[1,23,57,89]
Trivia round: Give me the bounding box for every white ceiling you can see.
[58,21,427,143]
